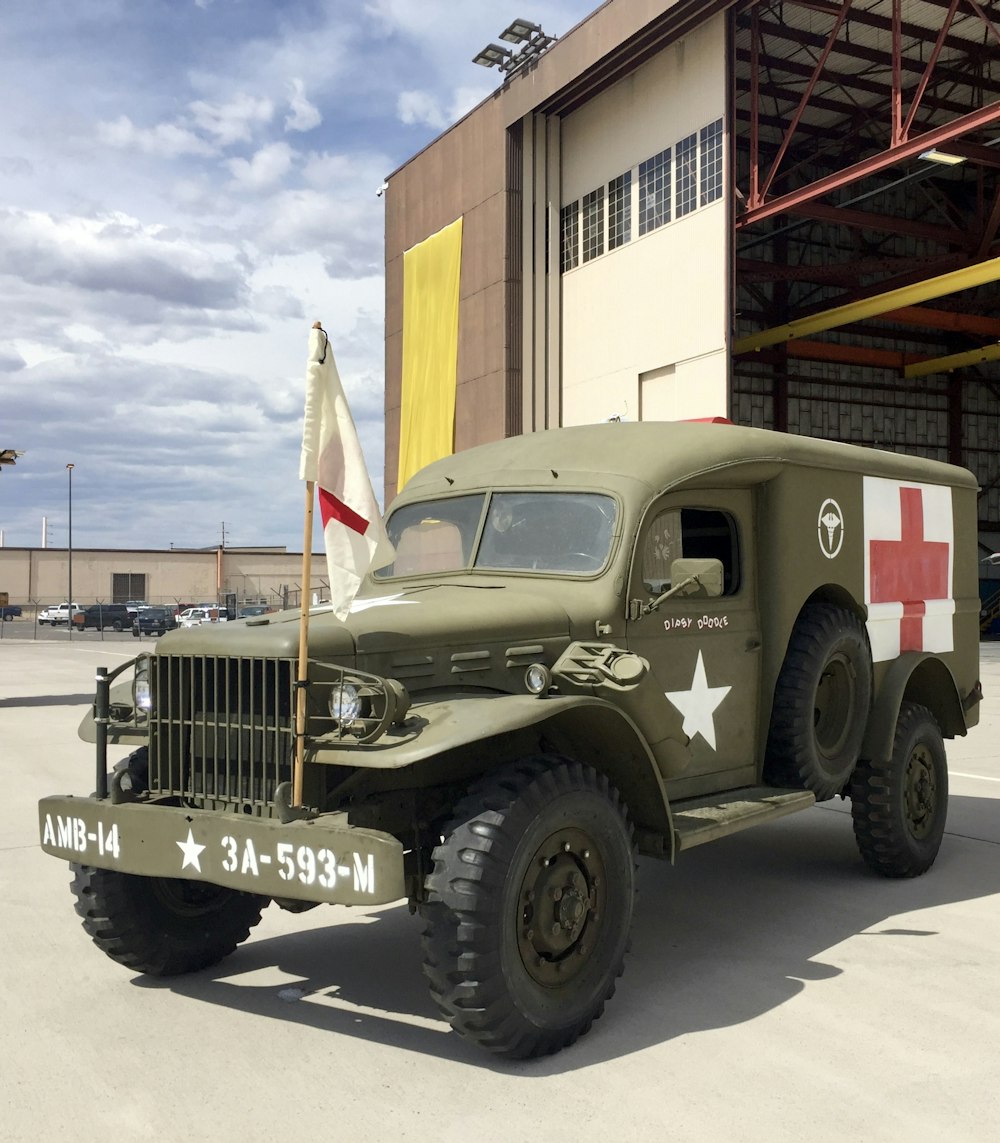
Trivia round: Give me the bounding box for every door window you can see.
[640,507,740,596]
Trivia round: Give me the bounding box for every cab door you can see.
[625,489,760,798]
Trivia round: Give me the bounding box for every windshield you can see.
[376,492,617,578]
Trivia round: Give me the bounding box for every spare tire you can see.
[764,602,873,799]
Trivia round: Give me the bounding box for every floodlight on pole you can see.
[472,43,512,70]
[473,18,556,79]
[500,18,541,44]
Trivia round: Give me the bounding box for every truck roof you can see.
[399,421,978,500]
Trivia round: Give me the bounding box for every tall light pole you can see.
[66,463,74,634]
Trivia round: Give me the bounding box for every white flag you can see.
[299,324,394,619]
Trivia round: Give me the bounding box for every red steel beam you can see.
[784,202,970,247]
[900,0,961,142]
[783,339,924,369]
[879,306,1000,337]
[737,101,1000,229]
[753,0,854,206]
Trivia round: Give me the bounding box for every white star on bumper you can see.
[664,650,732,750]
[177,829,207,872]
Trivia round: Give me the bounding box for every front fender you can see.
[307,692,675,855]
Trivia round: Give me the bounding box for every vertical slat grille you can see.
[149,655,295,813]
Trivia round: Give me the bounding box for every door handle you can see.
[745,638,761,651]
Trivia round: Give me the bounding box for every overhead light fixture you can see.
[472,43,512,69]
[473,18,555,78]
[500,18,541,44]
[919,149,966,166]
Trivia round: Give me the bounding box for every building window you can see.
[112,572,146,603]
[608,171,631,250]
[638,148,670,235]
[582,187,605,262]
[560,201,579,272]
[700,118,723,206]
[676,132,698,218]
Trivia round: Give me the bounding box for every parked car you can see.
[131,607,178,637]
[236,604,275,618]
[176,606,228,628]
[1,604,22,621]
[38,603,82,626]
[74,604,133,632]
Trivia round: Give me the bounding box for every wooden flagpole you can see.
[293,479,315,806]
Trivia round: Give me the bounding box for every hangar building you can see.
[383,0,1000,610]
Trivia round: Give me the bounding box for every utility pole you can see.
[66,463,75,632]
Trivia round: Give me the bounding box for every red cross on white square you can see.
[864,477,954,663]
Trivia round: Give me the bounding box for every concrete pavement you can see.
[1,637,997,1142]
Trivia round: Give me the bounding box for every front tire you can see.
[850,702,948,878]
[70,864,267,975]
[420,756,636,1059]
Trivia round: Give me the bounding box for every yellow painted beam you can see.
[904,341,1000,379]
[734,255,1000,354]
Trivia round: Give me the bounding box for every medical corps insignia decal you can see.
[863,476,954,663]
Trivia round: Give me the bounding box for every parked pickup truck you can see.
[38,603,82,626]
[1,604,21,621]
[38,421,983,1060]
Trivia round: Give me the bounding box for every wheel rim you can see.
[813,653,856,758]
[150,878,232,917]
[904,744,937,839]
[516,826,606,987]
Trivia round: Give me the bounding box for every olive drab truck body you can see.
[38,421,982,1058]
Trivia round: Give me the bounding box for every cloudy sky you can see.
[1,0,593,552]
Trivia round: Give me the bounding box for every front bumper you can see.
[38,795,405,906]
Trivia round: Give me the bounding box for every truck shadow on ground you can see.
[135,797,1000,1073]
[0,693,93,708]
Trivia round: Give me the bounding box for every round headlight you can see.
[134,669,152,712]
[329,682,362,722]
[525,663,552,695]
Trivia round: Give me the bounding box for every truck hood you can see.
[155,583,571,677]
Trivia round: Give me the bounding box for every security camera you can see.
[375,181,388,197]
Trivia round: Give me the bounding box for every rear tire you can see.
[850,702,948,878]
[764,603,872,799]
[70,864,267,975]
[420,756,636,1058]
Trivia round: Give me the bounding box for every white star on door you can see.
[177,828,206,872]
[664,650,732,751]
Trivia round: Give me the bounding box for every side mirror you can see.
[642,557,725,615]
[669,557,724,599]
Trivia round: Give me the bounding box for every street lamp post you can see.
[66,463,74,634]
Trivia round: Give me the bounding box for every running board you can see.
[671,786,816,852]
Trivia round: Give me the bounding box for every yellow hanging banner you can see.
[398,217,463,490]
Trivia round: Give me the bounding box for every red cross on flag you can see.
[299,325,394,620]
[863,476,954,663]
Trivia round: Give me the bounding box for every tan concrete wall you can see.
[560,15,728,427]
[0,547,324,608]
[383,0,730,498]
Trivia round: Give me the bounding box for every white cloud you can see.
[397,90,447,130]
[189,93,274,146]
[98,115,215,158]
[227,141,294,188]
[285,78,321,132]
[0,0,597,550]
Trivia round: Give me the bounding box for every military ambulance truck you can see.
[39,421,982,1058]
